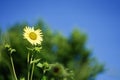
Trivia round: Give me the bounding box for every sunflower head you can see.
[23,26,43,45]
[50,63,66,77]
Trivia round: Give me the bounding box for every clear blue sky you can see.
[0,0,120,80]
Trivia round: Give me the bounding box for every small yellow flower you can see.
[23,26,43,45]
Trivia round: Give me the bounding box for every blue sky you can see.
[0,0,120,80]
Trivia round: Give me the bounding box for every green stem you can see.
[27,52,30,63]
[10,54,18,80]
[28,53,33,80]
[30,63,35,80]
[27,52,30,80]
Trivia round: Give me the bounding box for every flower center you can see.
[29,32,37,40]
[53,67,59,73]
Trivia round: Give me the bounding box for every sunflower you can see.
[50,63,66,77]
[23,26,43,45]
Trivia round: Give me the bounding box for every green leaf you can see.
[43,62,49,68]
[34,46,42,52]
[30,59,41,64]
[41,76,47,80]
[5,44,10,48]
[37,62,43,68]
[20,77,25,80]
[26,47,34,51]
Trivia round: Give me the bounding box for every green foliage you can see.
[0,21,104,80]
